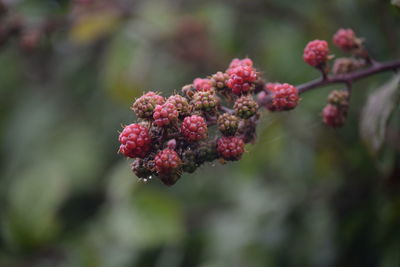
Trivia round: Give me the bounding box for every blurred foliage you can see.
[360,73,400,154]
[0,0,400,266]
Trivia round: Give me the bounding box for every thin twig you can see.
[297,59,400,94]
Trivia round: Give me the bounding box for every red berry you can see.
[153,103,179,127]
[303,40,329,67]
[322,104,346,128]
[227,66,257,95]
[332,28,358,51]
[266,83,299,111]
[226,58,257,95]
[118,123,151,158]
[193,78,213,91]
[217,136,245,161]
[154,149,182,174]
[181,115,208,142]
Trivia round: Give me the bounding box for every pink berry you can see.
[227,58,253,71]
[303,40,329,67]
[333,28,358,51]
[193,78,213,91]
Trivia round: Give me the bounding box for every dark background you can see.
[0,0,400,266]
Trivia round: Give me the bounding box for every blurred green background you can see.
[0,0,400,266]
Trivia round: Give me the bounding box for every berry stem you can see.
[318,65,328,81]
[345,82,353,100]
[219,105,235,114]
[297,59,400,94]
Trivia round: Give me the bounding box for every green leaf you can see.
[360,73,400,153]
[3,161,70,249]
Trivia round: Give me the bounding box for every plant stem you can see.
[297,59,400,94]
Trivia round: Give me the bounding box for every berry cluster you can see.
[300,28,368,128]
[119,28,377,185]
[119,58,269,186]
[301,28,367,76]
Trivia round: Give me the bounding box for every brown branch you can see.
[297,59,400,94]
